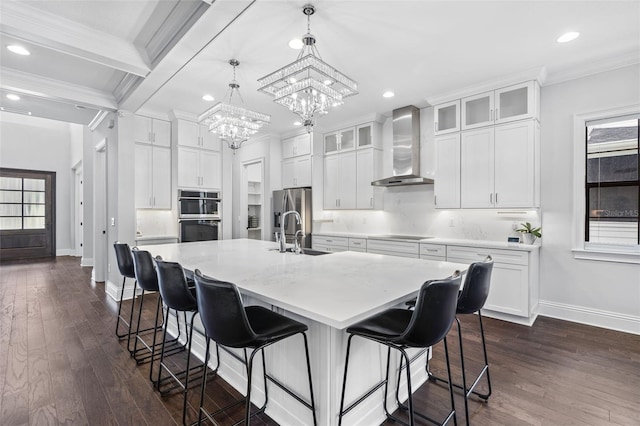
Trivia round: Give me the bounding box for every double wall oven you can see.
[178,190,221,242]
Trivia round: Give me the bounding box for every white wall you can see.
[0,112,74,254]
[538,64,640,332]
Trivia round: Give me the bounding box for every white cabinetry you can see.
[282,156,312,188]
[461,81,539,130]
[461,120,538,208]
[446,245,537,320]
[324,127,355,154]
[419,243,446,261]
[324,121,382,210]
[348,237,367,252]
[324,152,356,209]
[177,147,221,190]
[176,119,220,150]
[366,239,420,258]
[312,235,348,252]
[135,144,171,209]
[434,133,461,209]
[433,100,460,135]
[175,119,222,190]
[134,116,171,147]
[281,133,312,188]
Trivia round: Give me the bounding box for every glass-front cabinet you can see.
[324,128,355,154]
[433,100,460,135]
[460,81,539,130]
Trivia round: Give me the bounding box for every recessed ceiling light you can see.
[382,91,395,98]
[293,121,302,126]
[7,45,30,56]
[75,104,86,110]
[557,31,580,43]
[6,94,20,101]
[202,94,215,102]
[323,79,333,85]
[289,39,303,50]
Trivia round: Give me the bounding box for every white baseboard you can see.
[56,249,75,256]
[538,300,640,335]
[105,279,138,301]
[80,257,93,267]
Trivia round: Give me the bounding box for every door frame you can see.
[93,139,107,282]
[241,158,265,240]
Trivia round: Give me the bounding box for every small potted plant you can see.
[516,222,541,244]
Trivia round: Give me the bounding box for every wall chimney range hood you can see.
[371,105,434,187]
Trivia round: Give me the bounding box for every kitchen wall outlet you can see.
[512,222,519,230]
[110,217,115,226]
[108,264,111,273]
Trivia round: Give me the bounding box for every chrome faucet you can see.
[280,210,302,253]
[294,230,304,254]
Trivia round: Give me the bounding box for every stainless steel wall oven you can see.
[178,190,221,242]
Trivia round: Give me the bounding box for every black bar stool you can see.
[427,257,494,425]
[130,249,184,377]
[154,258,207,426]
[193,269,317,426]
[113,242,135,341]
[339,273,462,426]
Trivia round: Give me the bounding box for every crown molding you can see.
[425,66,547,106]
[0,1,149,76]
[89,110,110,131]
[113,74,144,104]
[0,68,117,111]
[543,50,640,87]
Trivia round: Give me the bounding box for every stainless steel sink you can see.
[301,248,331,256]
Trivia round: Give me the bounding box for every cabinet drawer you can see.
[366,240,419,256]
[420,243,446,258]
[312,235,348,248]
[446,246,528,266]
[349,238,367,251]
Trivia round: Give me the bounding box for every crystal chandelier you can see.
[200,59,270,151]
[257,4,358,132]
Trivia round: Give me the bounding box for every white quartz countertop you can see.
[136,234,179,241]
[142,239,468,329]
[313,233,539,251]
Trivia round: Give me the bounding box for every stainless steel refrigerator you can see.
[272,188,312,248]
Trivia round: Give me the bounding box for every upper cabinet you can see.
[461,81,539,130]
[282,133,311,158]
[134,115,171,147]
[324,127,355,154]
[176,119,220,151]
[434,133,461,209]
[135,144,171,209]
[433,100,461,135]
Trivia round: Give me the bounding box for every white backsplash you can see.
[314,186,540,242]
[136,209,177,237]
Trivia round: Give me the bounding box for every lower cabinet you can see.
[419,243,446,261]
[446,245,536,320]
[312,235,348,252]
[366,239,420,258]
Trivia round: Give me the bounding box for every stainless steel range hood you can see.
[371,105,434,187]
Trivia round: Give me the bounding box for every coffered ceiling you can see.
[1,0,638,134]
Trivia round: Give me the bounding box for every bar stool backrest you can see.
[113,242,135,278]
[154,258,197,311]
[397,273,461,347]
[131,249,159,292]
[193,270,258,348]
[457,257,493,315]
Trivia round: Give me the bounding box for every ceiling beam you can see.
[0,1,150,77]
[1,68,117,111]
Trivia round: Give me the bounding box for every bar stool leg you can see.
[115,277,132,339]
[181,313,196,426]
[301,333,317,426]
[477,312,492,399]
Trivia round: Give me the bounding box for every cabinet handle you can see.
[153,196,156,206]
[434,121,438,133]
[434,195,437,206]
[490,193,493,204]
[370,197,373,207]
[149,132,153,143]
[426,248,438,252]
[495,193,499,204]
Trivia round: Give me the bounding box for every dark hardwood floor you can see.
[0,257,638,425]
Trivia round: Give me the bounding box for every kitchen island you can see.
[141,239,468,426]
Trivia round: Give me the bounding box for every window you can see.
[585,116,639,246]
[0,176,47,230]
